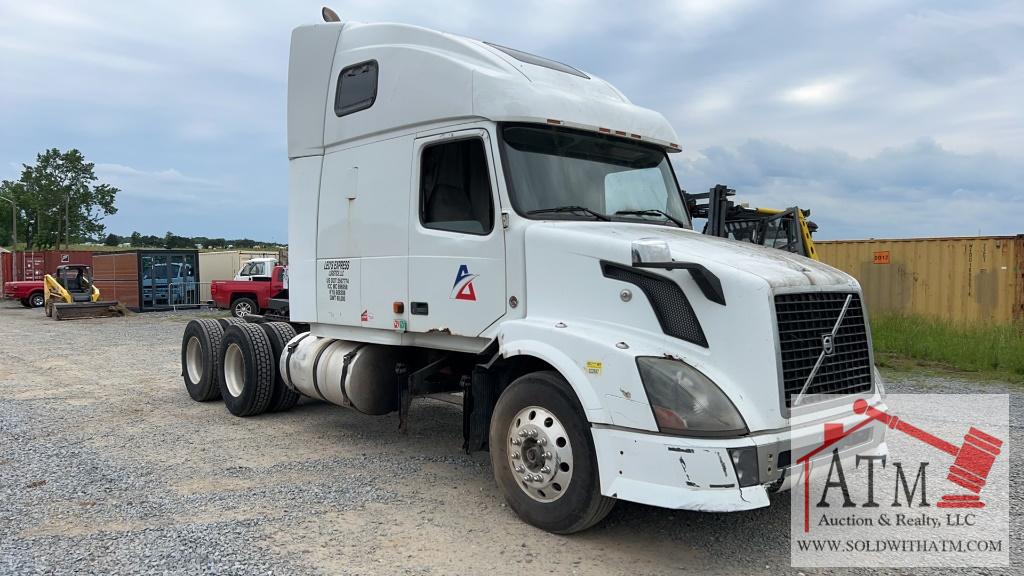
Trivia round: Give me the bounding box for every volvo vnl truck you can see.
[180,10,887,533]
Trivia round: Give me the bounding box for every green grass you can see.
[871,314,1024,383]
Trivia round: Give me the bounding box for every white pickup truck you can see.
[233,257,278,281]
[180,9,886,533]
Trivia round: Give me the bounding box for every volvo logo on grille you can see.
[821,333,835,356]
[793,294,855,406]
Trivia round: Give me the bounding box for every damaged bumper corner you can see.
[591,408,888,512]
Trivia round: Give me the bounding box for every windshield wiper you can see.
[527,205,611,221]
[613,209,686,228]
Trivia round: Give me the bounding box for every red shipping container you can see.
[0,250,12,286]
[13,250,94,280]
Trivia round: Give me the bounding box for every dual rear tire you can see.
[181,319,224,401]
[181,319,302,416]
[220,323,275,416]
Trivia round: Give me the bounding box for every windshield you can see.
[500,124,690,228]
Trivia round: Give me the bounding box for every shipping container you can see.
[92,253,141,309]
[197,250,281,302]
[816,235,1024,324]
[0,249,11,288]
[93,250,201,311]
[9,250,94,281]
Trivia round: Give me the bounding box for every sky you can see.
[1,0,1021,242]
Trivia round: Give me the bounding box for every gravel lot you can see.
[1,301,1020,575]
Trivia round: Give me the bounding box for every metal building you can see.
[92,250,201,311]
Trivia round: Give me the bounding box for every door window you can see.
[419,138,494,235]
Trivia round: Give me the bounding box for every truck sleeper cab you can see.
[181,13,886,534]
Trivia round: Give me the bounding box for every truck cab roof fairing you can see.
[288,22,681,158]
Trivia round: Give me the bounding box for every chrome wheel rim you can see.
[234,302,252,317]
[223,343,245,397]
[507,406,573,502]
[186,336,203,384]
[31,294,44,307]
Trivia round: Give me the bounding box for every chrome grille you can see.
[775,292,872,407]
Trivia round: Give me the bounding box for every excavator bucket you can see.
[52,301,125,321]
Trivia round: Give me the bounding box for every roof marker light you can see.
[614,130,627,136]
[630,133,642,139]
[546,119,563,125]
[598,127,611,133]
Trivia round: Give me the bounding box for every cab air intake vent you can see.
[601,262,708,348]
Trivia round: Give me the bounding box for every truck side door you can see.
[408,128,506,337]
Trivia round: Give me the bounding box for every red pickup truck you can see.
[211,265,288,318]
[3,280,45,308]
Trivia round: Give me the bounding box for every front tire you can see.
[181,319,224,402]
[29,292,44,308]
[231,297,258,318]
[219,323,275,417]
[489,371,614,534]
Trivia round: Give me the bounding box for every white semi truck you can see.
[181,9,887,533]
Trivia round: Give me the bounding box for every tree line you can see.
[104,231,283,250]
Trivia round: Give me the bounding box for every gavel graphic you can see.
[852,399,1003,508]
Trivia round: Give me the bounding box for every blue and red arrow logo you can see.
[450,264,478,301]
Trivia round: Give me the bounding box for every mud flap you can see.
[463,349,504,453]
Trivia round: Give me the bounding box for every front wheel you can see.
[29,292,45,308]
[489,371,615,534]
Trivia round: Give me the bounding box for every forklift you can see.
[43,264,124,320]
[684,184,819,260]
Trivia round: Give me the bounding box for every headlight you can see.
[636,357,748,435]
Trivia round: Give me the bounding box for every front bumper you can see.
[591,402,888,512]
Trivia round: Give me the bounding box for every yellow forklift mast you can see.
[684,184,819,260]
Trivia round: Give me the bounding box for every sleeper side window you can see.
[419,139,495,235]
[334,60,378,117]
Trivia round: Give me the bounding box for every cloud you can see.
[781,77,852,106]
[95,163,222,193]
[677,138,1024,239]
